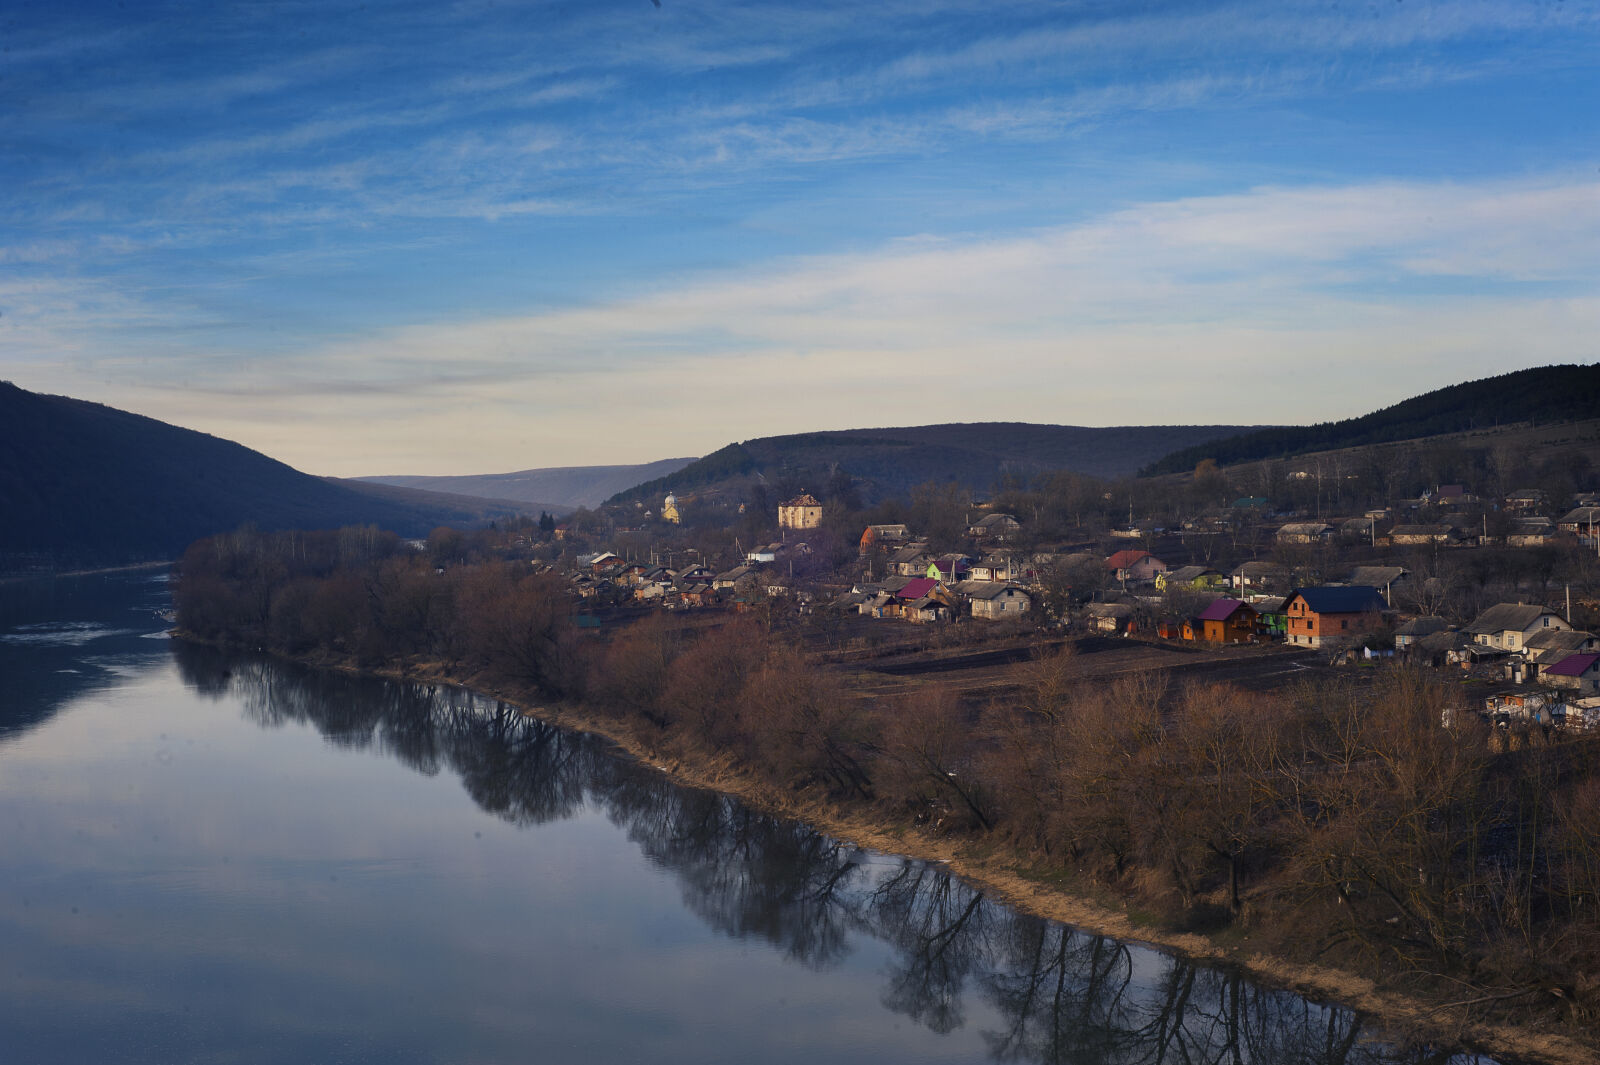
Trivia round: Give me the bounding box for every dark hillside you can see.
[613,422,1263,504]
[0,382,521,570]
[1142,363,1600,475]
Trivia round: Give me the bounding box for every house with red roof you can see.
[895,576,939,601]
[1105,549,1167,584]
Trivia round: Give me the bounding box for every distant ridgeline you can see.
[1141,364,1600,476]
[0,382,522,571]
[610,422,1265,505]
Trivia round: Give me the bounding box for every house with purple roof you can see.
[1545,653,1600,694]
[1197,598,1258,644]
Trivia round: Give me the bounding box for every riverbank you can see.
[238,644,1593,1065]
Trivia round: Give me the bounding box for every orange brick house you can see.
[1282,586,1388,647]
[1197,598,1258,644]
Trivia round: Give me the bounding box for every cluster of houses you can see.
[838,520,1034,622]
[551,484,1600,728]
[1093,541,1600,727]
[1462,602,1600,729]
[567,547,805,612]
[1255,488,1600,550]
[558,507,1043,624]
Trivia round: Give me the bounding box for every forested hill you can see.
[1141,363,1600,476]
[0,382,522,571]
[611,422,1263,505]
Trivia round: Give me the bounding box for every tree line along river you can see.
[0,570,1505,1064]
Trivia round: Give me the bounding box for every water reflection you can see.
[0,570,172,744]
[172,644,1492,1065]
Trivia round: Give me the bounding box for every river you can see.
[0,571,1496,1064]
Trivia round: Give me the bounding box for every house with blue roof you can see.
[1283,586,1389,648]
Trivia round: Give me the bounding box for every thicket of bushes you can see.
[176,526,1600,1035]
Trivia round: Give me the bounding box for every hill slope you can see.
[0,382,524,570]
[362,457,696,510]
[1141,364,1600,475]
[612,423,1265,504]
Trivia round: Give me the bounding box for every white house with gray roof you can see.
[1465,603,1570,651]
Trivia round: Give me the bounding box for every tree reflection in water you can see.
[174,645,1489,1065]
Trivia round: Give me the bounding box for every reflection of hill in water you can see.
[173,644,1477,1065]
[0,572,173,746]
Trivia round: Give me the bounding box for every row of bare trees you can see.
[176,527,1600,1030]
[176,526,585,697]
[965,654,1600,1024]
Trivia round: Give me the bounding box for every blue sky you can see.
[3,0,1597,475]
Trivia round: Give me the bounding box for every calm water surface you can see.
[0,572,1497,1064]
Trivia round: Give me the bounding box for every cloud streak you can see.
[77,172,1592,474]
[2,2,1596,477]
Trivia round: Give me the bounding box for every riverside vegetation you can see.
[175,525,1600,1062]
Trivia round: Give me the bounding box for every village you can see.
[536,481,1600,730]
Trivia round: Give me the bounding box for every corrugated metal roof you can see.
[1198,598,1250,622]
[1546,653,1600,677]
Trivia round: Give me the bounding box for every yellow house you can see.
[779,493,823,530]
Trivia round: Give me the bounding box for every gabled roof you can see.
[1287,586,1387,615]
[896,577,938,600]
[967,583,1026,601]
[1349,565,1407,587]
[1253,596,1288,614]
[1525,629,1595,654]
[1167,565,1220,583]
[1466,603,1559,635]
[1395,616,1449,637]
[1546,653,1600,678]
[1199,598,1253,622]
[1106,549,1153,570]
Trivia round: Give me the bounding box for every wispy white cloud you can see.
[4,1,1597,476]
[58,172,1586,474]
